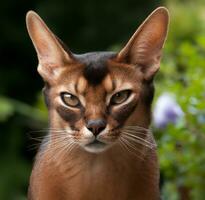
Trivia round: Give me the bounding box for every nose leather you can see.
[86,119,106,136]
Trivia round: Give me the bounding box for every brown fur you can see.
[26,7,169,200]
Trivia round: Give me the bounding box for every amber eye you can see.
[110,90,131,105]
[60,92,80,107]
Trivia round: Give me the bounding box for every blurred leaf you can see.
[0,97,14,122]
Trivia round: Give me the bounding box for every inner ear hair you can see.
[117,7,169,81]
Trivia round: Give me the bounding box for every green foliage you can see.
[0,94,47,199]
[0,95,48,123]
[0,97,14,122]
[155,1,205,199]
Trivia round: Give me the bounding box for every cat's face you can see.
[44,53,144,152]
[26,7,169,153]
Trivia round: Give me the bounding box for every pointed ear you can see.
[26,11,74,82]
[117,7,169,80]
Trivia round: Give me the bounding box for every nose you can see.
[86,119,107,136]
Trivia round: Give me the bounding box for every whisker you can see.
[46,139,74,162]
[122,127,151,133]
[124,125,151,131]
[119,137,133,155]
[119,137,145,160]
[120,136,145,154]
[27,129,74,137]
[28,143,41,151]
[61,140,78,160]
[121,136,141,152]
[121,129,148,136]
[53,141,73,161]
[123,132,155,147]
[124,135,156,149]
[29,131,76,141]
[65,142,77,157]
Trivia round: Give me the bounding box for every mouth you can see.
[86,139,106,147]
[84,139,107,153]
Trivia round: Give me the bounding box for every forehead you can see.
[57,52,142,92]
[75,52,116,85]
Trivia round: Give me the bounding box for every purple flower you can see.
[153,93,184,129]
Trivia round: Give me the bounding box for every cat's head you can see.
[26,7,169,153]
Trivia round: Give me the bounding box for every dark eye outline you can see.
[60,92,80,108]
[110,90,132,105]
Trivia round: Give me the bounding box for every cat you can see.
[26,7,169,200]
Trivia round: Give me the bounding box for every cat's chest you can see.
[59,157,141,199]
[32,149,159,200]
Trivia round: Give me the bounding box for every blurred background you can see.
[0,0,205,199]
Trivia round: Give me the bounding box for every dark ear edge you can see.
[116,7,169,80]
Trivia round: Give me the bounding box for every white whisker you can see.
[123,132,156,148]
[119,137,145,160]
